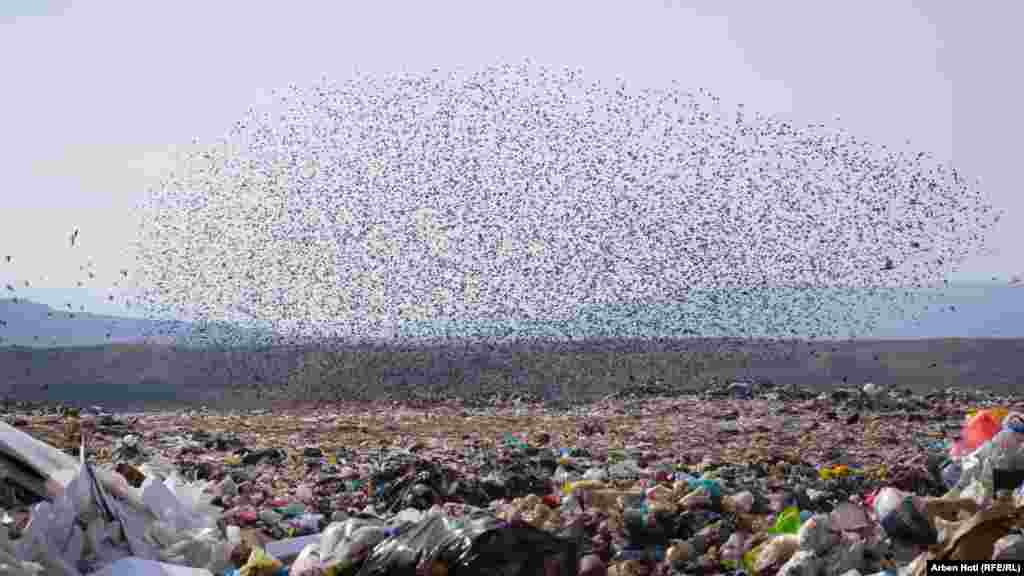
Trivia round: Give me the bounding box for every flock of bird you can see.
[130,62,1000,347]
[0,62,1013,392]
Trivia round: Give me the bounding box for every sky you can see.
[1,0,1021,323]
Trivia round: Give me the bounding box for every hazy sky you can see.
[1,0,1021,318]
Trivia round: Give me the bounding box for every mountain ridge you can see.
[2,283,1023,348]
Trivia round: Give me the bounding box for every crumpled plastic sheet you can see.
[0,423,232,576]
[948,413,1024,506]
[280,510,577,576]
[353,509,577,576]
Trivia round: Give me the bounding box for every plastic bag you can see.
[290,543,324,576]
[874,488,937,546]
[139,474,219,534]
[822,533,866,576]
[744,534,799,575]
[798,513,838,555]
[622,507,675,547]
[158,527,233,574]
[729,491,755,514]
[830,502,870,532]
[768,507,803,535]
[318,517,392,573]
[720,532,750,563]
[353,510,577,576]
[137,454,177,482]
[239,547,283,576]
[953,421,1024,503]
[960,409,1006,456]
[286,513,324,537]
[14,461,144,575]
[942,462,962,490]
[777,549,822,576]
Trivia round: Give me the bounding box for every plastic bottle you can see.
[615,546,666,562]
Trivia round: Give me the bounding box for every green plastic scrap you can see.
[767,506,802,535]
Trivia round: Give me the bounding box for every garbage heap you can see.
[0,384,1022,575]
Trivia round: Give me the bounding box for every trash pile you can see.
[0,383,1023,575]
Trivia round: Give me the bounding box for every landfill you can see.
[0,381,1023,575]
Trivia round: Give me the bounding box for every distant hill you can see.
[0,298,274,348]
[2,283,1022,408]
[2,284,1023,348]
[402,284,1024,341]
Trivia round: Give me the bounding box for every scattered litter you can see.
[0,384,1022,574]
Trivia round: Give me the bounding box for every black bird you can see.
[70,228,79,247]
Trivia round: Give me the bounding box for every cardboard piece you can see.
[911,500,1024,575]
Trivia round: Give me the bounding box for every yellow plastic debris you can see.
[240,547,283,576]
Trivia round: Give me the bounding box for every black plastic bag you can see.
[356,511,578,576]
[879,497,938,547]
[993,468,1024,493]
[372,460,451,514]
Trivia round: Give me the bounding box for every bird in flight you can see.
[70,228,80,247]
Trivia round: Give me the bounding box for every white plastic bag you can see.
[778,549,823,576]
[153,526,232,575]
[140,476,215,534]
[954,424,1024,501]
[290,543,323,576]
[85,516,132,567]
[320,524,390,571]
